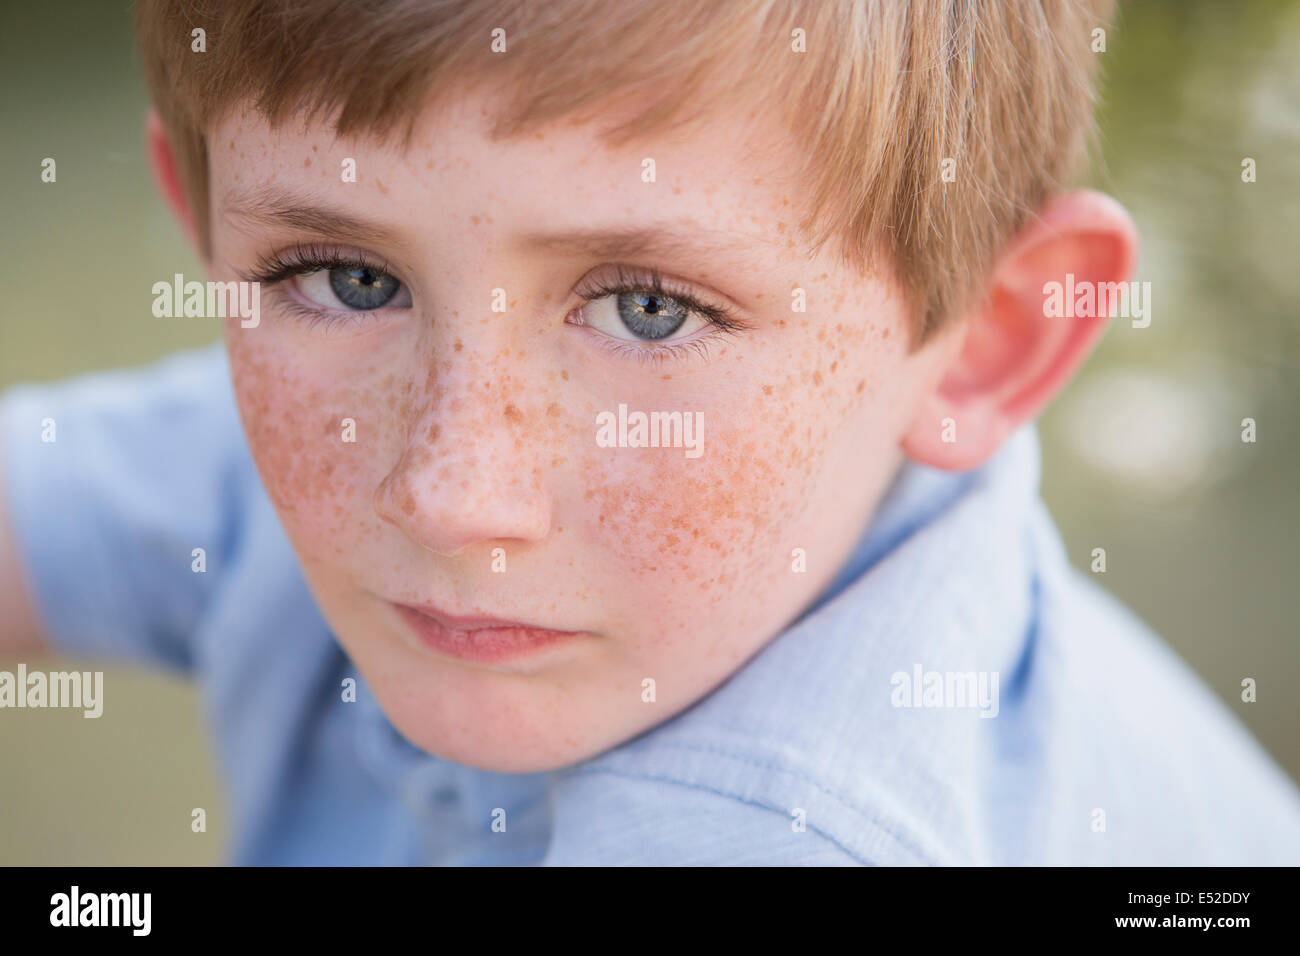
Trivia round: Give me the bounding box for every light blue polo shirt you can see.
[4,344,1299,864]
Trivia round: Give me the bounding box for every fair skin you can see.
[0,87,1136,774]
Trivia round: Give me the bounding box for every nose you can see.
[373,359,553,557]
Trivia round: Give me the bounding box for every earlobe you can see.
[900,334,1014,472]
[145,109,201,253]
[901,189,1139,472]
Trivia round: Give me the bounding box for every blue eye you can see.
[296,265,409,311]
[616,292,692,340]
[580,289,707,344]
[242,244,414,316]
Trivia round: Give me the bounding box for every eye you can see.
[579,289,711,343]
[293,265,412,311]
[569,265,743,349]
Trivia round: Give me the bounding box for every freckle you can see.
[546,402,560,417]
[376,179,389,195]
[471,215,480,225]
[312,144,317,152]
[561,369,569,381]
[753,178,762,185]
[831,360,838,372]
[762,384,772,395]
[304,158,311,167]
[454,340,462,352]
[856,379,866,393]
[504,403,524,423]
[813,371,823,385]
[426,159,434,169]
[228,139,234,150]
[673,186,681,195]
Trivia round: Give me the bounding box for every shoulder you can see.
[544,763,881,865]
[1029,548,1300,863]
[0,344,267,670]
[1,342,250,498]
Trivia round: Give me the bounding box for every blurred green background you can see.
[1,0,1297,864]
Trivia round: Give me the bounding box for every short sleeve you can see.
[0,344,248,674]
[542,769,867,865]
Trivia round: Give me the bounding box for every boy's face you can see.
[206,88,956,772]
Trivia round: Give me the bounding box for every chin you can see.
[365,664,617,775]
[393,711,596,774]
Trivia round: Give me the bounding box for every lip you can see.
[391,601,584,665]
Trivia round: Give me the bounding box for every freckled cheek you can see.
[226,345,400,559]
[570,326,888,626]
[577,402,821,590]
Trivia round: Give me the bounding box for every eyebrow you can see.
[220,186,404,247]
[220,185,781,266]
[514,224,780,265]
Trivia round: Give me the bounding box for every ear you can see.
[901,189,1138,471]
[145,108,203,255]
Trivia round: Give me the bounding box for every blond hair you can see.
[138,0,1114,345]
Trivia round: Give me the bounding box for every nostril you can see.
[372,457,418,525]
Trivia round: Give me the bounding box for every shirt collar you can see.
[808,423,1041,619]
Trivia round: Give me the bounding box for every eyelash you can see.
[238,246,751,358]
[571,264,749,364]
[238,243,399,331]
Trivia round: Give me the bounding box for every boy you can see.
[2,0,1298,864]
